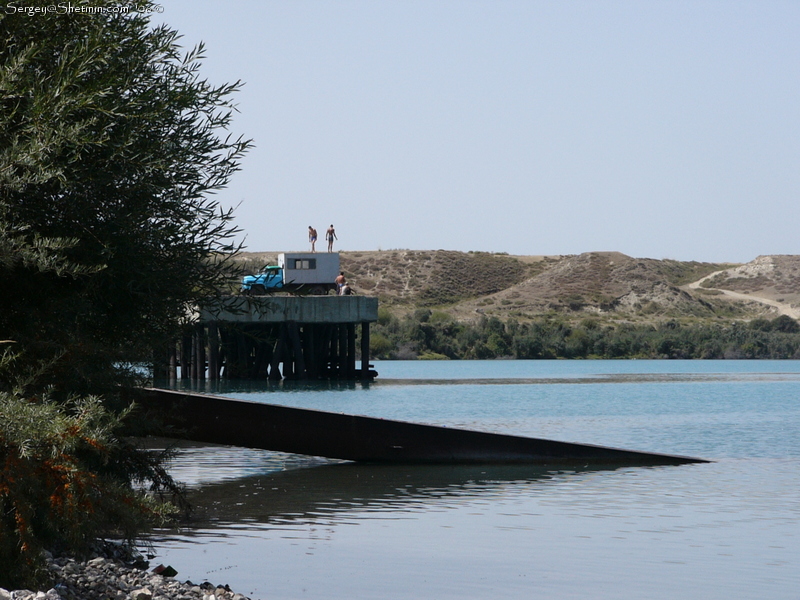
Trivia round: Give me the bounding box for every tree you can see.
[0,2,250,586]
[0,1,251,395]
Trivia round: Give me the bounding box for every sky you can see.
[155,0,799,263]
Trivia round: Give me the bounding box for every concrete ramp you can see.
[138,388,708,467]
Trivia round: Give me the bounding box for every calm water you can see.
[150,360,800,600]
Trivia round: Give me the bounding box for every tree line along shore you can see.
[368,309,800,360]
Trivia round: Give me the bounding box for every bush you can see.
[418,352,450,360]
[0,391,177,589]
[771,315,800,333]
[369,333,394,359]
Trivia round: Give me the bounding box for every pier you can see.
[153,296,379,382]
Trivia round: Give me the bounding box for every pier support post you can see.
[338,325,348,378]
[347,323,356,378]
[208,322,219,380]
[168,343,178,381]
[195,323,206,381]
[288,322,305,379]
[180,332,192,380]
[269,324,287,380]
[360,321,370,380]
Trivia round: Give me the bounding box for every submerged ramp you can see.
[139,388,708,467]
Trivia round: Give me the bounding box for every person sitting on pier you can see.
[335,272,347,294]
[340,283,352,295]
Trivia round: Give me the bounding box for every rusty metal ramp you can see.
[138,388,709,467]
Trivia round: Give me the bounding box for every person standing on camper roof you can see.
[326,224,338,252]
[308,226,317,252]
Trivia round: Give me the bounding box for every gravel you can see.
[0,544,252,600]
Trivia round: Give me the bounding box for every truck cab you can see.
[241,252,339,295]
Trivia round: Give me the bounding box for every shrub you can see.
[771,315,800,333]
[0,391,177,589]
[369,333,394,359]
[377,307,395,326]
[418,352,450,360]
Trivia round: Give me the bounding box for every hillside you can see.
[691,255,800,319]
[236,250,800,324]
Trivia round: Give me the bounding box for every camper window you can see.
[292,259,316,270]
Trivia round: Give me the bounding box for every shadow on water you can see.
[171,461,648,532]
[155,372,800,396]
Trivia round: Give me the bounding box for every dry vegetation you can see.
[235,250,800,324]
[340,250,542,306]
[700,255,800,305]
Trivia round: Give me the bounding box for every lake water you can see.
[149,360,800,600]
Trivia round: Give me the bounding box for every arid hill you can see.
[236,250,800,323]
[691,255,800,320]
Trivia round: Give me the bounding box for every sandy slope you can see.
[686,263,800,319]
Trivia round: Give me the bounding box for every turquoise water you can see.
[151,361,800,600]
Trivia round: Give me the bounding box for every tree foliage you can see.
[0,2,250,586]
[371,311,800,360]
[0,1,251,394]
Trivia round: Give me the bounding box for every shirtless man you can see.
[326,224,338,252]
[308,226,317,252]
[335,272,346,294]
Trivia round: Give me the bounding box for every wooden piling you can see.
[347,323,356,378]
[195,324,206,381]
[360,321,370,380]
[165,297,378,382]
[180,332,191,380]
[168,344,177,381]
[208,322,219,380]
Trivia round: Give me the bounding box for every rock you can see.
[160,566,179,578]
[131,588,153,600]
[2,552,252,600]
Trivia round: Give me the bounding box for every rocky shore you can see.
[1,547,251,600]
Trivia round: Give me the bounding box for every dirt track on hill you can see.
[687,269,800,319]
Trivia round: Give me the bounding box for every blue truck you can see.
[241,252,340,295]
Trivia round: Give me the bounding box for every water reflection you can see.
[156,378,369,394]
[155,371,800,396]
[170,461,634,533]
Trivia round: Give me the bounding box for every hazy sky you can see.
[156,1,799,262]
